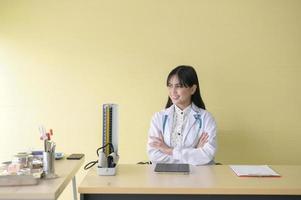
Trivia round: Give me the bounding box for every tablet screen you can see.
[154,163,190,173]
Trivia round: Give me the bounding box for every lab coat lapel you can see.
[182,104,201,142]
[163,105,174,146]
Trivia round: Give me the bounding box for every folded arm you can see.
[147,112,217,165]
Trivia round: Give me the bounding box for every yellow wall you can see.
[1,0,301,198]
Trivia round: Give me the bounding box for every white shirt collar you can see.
[174,104,192,116]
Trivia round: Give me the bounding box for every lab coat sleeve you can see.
[173,112,217,165]
[147,112,174,163]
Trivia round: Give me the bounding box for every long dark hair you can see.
[165,65,206,110]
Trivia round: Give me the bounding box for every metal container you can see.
[43,152,55,175]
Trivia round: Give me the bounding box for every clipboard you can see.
[230,165,281,177]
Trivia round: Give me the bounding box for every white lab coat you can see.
[147,103,217,166]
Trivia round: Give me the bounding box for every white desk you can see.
[79,164,301,200]
[0,157,84,200]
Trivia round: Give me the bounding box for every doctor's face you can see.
[167,75,196,110]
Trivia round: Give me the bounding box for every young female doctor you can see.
[147,65,217,165]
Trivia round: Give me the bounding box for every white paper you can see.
[230,165,280,177]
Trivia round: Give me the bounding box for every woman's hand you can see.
[149,134,173,155]
[196,132,209,148]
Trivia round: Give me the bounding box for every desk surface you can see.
[0,157,84,200]
[79,164,301,195]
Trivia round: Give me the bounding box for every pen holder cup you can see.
[43,151,55,175]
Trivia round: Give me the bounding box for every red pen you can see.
[47,133,51,140]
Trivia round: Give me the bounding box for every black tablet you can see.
[66,153,84,160]
[154,163,190,173]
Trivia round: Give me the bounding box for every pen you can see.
[47,133,50,140]
[48,129,53,140]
